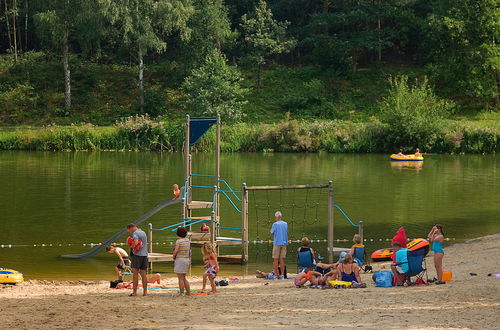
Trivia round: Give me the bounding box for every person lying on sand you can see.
[110,273,161,289]
[293,268,323,287]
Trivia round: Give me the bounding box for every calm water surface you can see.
[0,152,498,280]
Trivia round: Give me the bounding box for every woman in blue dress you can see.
[428,224,446,285]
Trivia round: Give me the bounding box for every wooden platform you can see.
[187,201,213,209]
[188,232,211,241]
[191,236,242,248]
[147,252,173,262]
[218,254,244,263]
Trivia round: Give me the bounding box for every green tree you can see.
[183,0,232,66]
[181,50,248,121]
[379,75,455,149]
[100,0,193,112]
[34,0,102,111]
[240,0,295,88]
[426,0,499,108]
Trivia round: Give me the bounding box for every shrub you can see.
[0,82,40,123]
[379,75,455,151]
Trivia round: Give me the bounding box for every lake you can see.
[0,151,498,280]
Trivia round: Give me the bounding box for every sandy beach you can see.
[1,234,499,330]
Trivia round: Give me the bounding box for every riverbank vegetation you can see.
[0,0,498,152]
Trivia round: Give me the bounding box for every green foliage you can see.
[181,51,248,121]
[183,0,233,66]
[426,0,499,106]
[379,75,455,150]
[0,82,39,123]
[240,0,295,83]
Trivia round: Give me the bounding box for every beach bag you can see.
[374,271,393,287]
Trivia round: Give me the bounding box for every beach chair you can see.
[353,247,372,272]
[297,249,315,272]
[403,249,428,284]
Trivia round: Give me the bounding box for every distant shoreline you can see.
[0,119,498,153]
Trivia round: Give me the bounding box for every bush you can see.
[0,82,40,123]
[379,75,455,151]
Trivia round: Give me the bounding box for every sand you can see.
[1,234,500,330]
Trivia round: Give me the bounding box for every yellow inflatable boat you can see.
[0,269,24,285]
[390,154,424,162]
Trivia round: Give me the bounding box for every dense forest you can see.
[0,0,498,128]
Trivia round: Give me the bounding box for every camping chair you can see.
[297,249,315,272]
[353,247,372,272]
[403,249,428,285]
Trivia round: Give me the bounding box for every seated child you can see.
[110,273,161,289]
[336,254,365,287]
[349,234,365,266]
[201,223,210,233]
[293,268,322,287]
[201,243,218,294]
[172,184,181,200]
[297,237,317,268]
[106,245,130,281]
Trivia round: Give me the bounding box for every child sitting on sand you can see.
[201,243,219,294]
[293,268,323,287]
[106,245,130,281]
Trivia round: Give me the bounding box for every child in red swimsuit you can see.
[201,243,219,294]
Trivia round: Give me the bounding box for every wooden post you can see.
[242,183,249,263]
[148,223,153,271]
[327,180,334,263]
[215,114,221,237]
[358,221,364,243]
[183,115,190,221]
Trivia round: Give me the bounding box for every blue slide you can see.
[61,198,182,259]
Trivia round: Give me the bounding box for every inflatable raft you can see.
[371,238,430,262]
[390,154,424,162]
[0,269,24,285]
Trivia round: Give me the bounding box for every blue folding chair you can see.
[353,247,372,272]
[403,249,428,284]
[297,248,315,272]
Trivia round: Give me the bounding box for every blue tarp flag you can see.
[189,118,217,146]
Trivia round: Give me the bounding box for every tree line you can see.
[0,0,498,118]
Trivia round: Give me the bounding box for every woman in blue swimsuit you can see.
[428,224,446,285]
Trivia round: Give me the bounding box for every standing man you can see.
[126,223,148,296]
[270,211,288,280]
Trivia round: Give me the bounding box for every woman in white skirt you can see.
[173,227,191,296]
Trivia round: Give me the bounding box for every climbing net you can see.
[249,186,329,242]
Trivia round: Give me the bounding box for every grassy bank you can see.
[1,116,498,153]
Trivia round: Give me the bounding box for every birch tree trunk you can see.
[12,0,18,61]
[63,28,71,110]
[24,0,28,51]
[138,46,144,113]
[3,0,12,50]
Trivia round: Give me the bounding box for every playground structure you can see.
[61,114,366,268]
[146,115,366,268]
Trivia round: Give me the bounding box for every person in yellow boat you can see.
[397,149,405,157]
[414,148,422,157]
[172,184,181,200]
